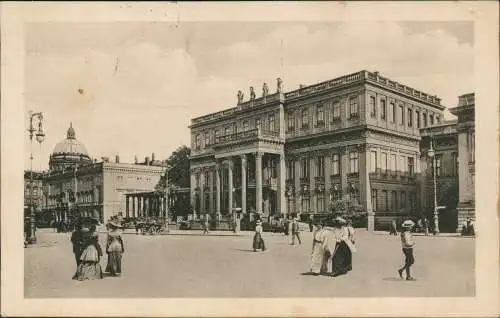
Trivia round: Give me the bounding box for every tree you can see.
[155,145,191,191]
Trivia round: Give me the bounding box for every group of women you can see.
[71,220,125,281]
[309,217,356,277]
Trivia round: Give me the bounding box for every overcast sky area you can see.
[24,21,473,170]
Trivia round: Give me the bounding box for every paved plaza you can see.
[25,229,475,298]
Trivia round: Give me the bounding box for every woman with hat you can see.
[309,220,328,275]
[327,216,355,277]
[253,220,266,252]
[398,220,416,280]
[73,225,103,281]
[105,220,125,277]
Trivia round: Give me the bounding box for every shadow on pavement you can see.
[382,277,407,282]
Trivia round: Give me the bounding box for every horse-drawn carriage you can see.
[134,218,165,235]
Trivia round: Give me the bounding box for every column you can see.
[126,196,130,218]
[216,163,221,219]
[294,159,301,214]
[341,148,349,193]
[309,155,316,215]
[200,170,205,216]
[278,153,286,218]
[209,169,214,217]
[228,158,234,215]
[241,154,247,216]
[360,147,374,231]
[190,170,197,220]
[256,152,263,214]
[324,152,332,209]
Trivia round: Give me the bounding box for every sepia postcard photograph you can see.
[1,2,499,317]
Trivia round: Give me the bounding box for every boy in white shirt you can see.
[398,220,416,281]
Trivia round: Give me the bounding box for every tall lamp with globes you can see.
[27,111,45,244]
[427,137,440,234]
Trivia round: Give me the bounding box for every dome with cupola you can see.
[49,123,92,171]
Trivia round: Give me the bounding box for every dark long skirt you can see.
[331,242,352,276]
[73,261,103,281]
[105,252,123,276]
[253,233,266,251]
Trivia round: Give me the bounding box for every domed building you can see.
[49,123,92,171]
[40,123,167,225]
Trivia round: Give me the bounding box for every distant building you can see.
[189,70,446,230]
[40,124,166,224]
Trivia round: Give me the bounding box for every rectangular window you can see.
[370,151,377,173]
[224,126,231,136]
[408,157,415,175]
[429,114,434,126]
[195,134,201,149]
[349,97,359,117]
[369,96,376,117]
[349,151,359,174]
[436,115,440,123]
[371,189,378,212]
[408,108,413,127]
[416,111,420,128]
[255,118,261,130]
[301,197,310,213]
[331,184,342,201]
[287,112,294,131]
[317,193,325,213]
[390,102,396,123]
[214,129,220,143]
[331,154,340,176]
[380,99,387,120]
[243,120,249,132]
[301,108,309,128]
[382,190,388,211]
[317,156,325,177]
[399,156,407,172]
[204,173,210,188]
[268,114,275,131]
[391,190,397,211]
[332,102,341,120]
[204,132,210,146]
[399,105,405,125]
[300,158,309,178]
[316,104,325,124]
[423,113,428,127]
[452,152,458,176]
[381,153,388,172]
[400,191,406,210]
[390,154,397,173]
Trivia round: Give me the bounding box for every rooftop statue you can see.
[237,90,244,104]
[277,77,283,93]
[262,82,269,97]
[250,87,256,100]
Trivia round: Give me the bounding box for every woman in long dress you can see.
[253,220,266,252]
[74,226,103,281]
[105,221,125,277]
[309,222,327,275]
[329,217,355,277]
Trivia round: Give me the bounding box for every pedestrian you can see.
[309,221,327,275]
[105,220,125,277]
[466,217,475,236]
[417,218,423,234]
[290,217,302,245]
[423,217,430,236]
[328,217,355,277]
[345,219,355,245]
[70,221,84,279]
[73,225,103,281]
[283,217,290,236]
[309,218,314,232]
[252,220,266,252]
[389,219,398,235]
[203,216,210,235]
[398,220,416,281]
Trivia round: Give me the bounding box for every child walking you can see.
[398,220,416,281]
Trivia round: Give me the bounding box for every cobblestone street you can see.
[25,229,475,298]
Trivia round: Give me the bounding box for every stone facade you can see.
[189,70,446,230]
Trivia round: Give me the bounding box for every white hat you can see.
[402,220,415,228]
[334,216,347,224]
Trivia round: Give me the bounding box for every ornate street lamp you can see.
[27,111,45,244]
[427,137,439,234]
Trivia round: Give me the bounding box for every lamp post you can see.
[427,138,439,234]
[163,165,171,234]
[27,111,45,244]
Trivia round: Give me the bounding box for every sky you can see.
[24,21,474,170]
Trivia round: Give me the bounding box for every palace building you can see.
[189,70,447,231]
[41,124,166,224]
